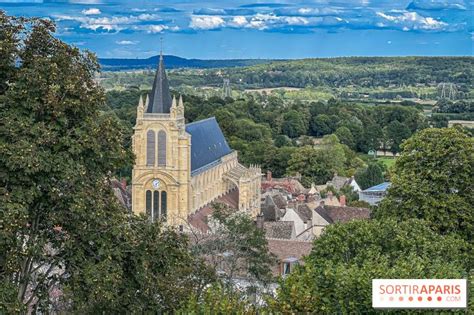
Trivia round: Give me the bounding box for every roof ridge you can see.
[266,237,313,243]
[185,116,216,127]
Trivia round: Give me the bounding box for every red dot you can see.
[427,297,432,301]
[399,296,404,301]
[437,296,442,302]
[389,296,394,301]
[418,296,423,301]
[409,297,413,301]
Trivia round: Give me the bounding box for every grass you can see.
[377,156,397,169]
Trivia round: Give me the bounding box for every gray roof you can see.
[326,175,350,191]
[264,221,295,239]
[185,117,232,173]
[147,53,172,113]
[314,205,371,224]
[261,195,279,221]
[296,204,312,223]
[272,194,287,209]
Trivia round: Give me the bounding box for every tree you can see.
[269,219,470,313]
[83,219,215,314]
[188,204,274,293]
[355,163,384,190]
[385,120,411,154]
[281,110,307,138]
[0,14,215,313]
[273,135,292,148]
[0,14,134,312]
[287,135,347,186]
[179,284,256,314]
[376,128,474,241]
[358,122,383,153]
[310,114,333,136]
[334,126,355,149]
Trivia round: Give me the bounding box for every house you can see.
[263,221,296,240]
[321,191,341,206]
[358,182,391,205]
[326,174,361,192]
[312,204,371,237]
[267,239,313,276]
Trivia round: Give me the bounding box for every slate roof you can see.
[185,117,232,173]
[326,175,350,191]
[296,204,312,223]
[147,53,172,113]
[261,195,279,221]
[263,221,295,239]
[314,205,371,224]
[272,194,288,209]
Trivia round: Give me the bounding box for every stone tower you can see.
[131,53,190,224]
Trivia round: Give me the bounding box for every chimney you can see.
[340,195,346,207]
[121,178,127,190]
[256,213,264,230]
[267,170,272,182]
[319,200,325,208]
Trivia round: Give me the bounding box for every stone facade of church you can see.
[131,54,261,225]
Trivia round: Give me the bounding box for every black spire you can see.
[147,51,172,113]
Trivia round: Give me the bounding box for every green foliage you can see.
[0,14,214,313]
[335,126,355,149]
[287,135,363,185]
[178,284,257,315]
[69,218,215,313]
[385,120,412,154]
[270,219,471,313]
[376,128,474,241]
[0,14,131,312]
[100,57,473,91]
[433,99,473,114]
[281,110,308,138]
[355,163,385,190]
[191,203,275,287]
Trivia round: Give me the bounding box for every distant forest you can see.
[100,57,473,93]
[99,54,274,71]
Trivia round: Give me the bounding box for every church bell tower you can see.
[131,52,191,224]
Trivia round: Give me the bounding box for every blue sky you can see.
[0,0,472,59]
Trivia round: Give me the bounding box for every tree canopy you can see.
[269,219,471,313]
[376,127,474,241]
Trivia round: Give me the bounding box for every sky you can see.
[0,0,472,59]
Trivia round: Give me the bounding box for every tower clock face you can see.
[152,179,160,189]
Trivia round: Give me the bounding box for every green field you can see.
[377,156,397,168]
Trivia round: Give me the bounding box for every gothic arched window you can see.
[161,191,167,220]
[145,190,152,218]
[146,130,156,166]
[157,130,167,166]
[153,191,160,221]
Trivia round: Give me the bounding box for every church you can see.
[131,54,261,226]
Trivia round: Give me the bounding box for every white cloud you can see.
[229,16,248,27]
[145,25,167,33]
[116,40,139,45]
[53,13,175,33]
[376,11,448,31]
[81,8,101,15]
[189,16,225,30]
